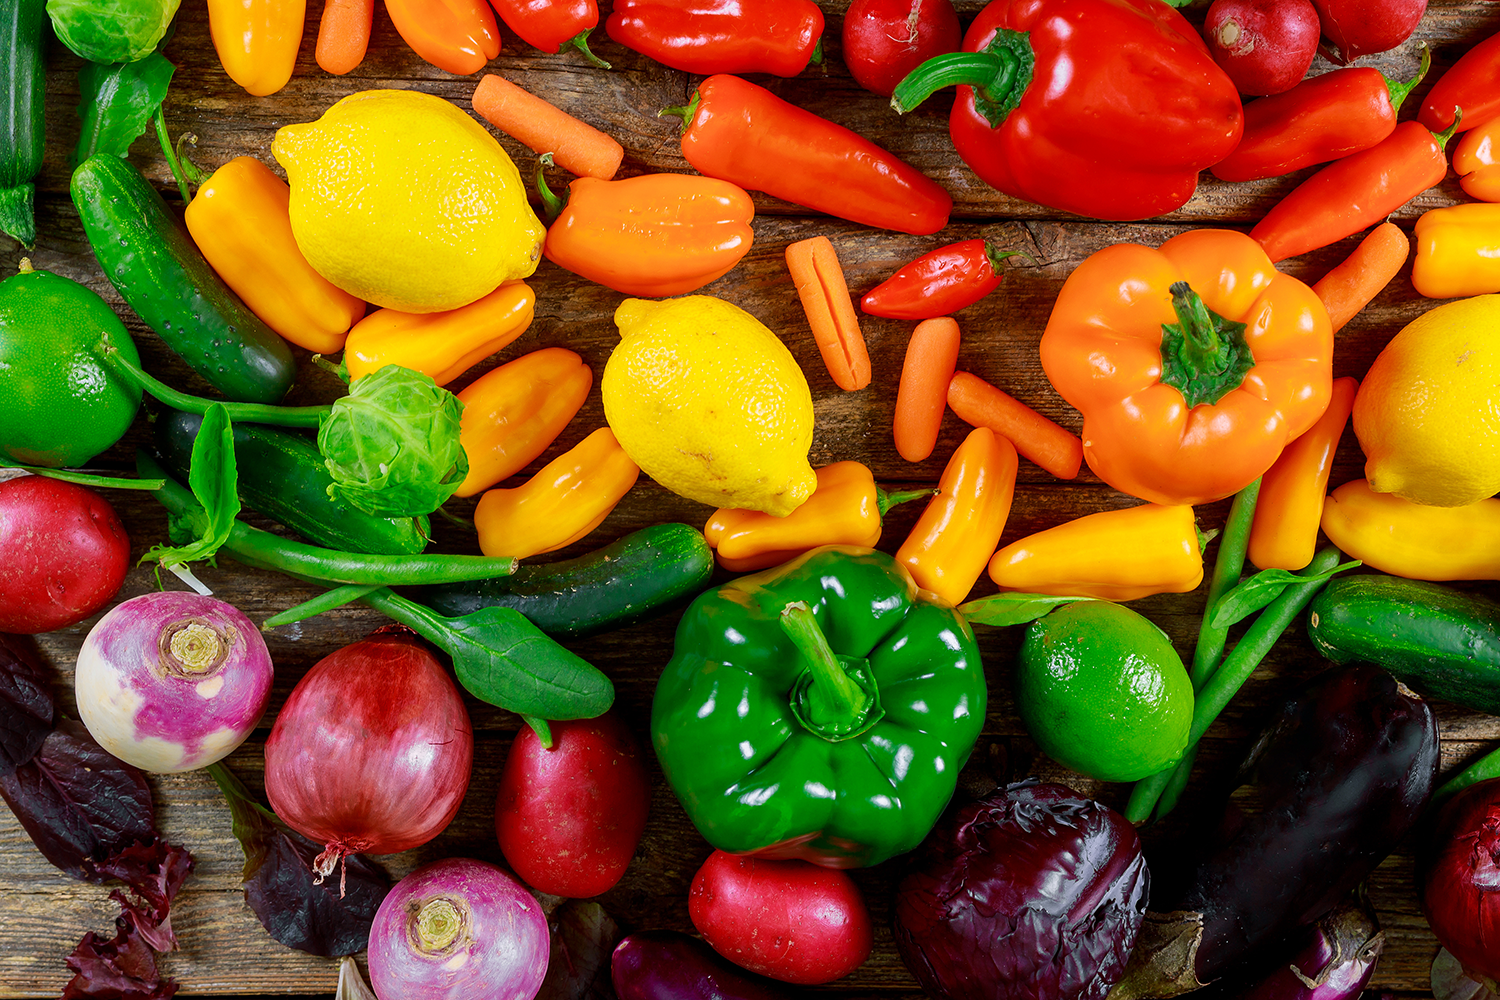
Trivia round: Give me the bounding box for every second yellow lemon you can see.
[272,89,545,314]
[603,296,816,516]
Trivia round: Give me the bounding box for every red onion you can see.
[75,592,272,773]
[367,857,549,1000]
[1420,777,1500,983]
[263,626,472,880]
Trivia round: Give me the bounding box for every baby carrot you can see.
[786,236,871,391]
[894,317,960,462]
[946,370,1083,479]
[471,73,624,181]
[315,0,374,75]
[1310,222,1409,333]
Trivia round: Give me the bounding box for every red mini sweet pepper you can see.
[607,0,823,77]
[861,238,1016,320]
[490,0,608,65]
[890,0,1243,221]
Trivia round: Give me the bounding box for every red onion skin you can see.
[1421,778,1500,982]
[263,626,472,860]
[75,592,272,773]
[367,857,549,1000]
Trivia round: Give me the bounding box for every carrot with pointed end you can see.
[472,73,624,181]
[316,0,374,74]
[894,317,960,462]
[947,370,1083,479]
[786,236,870,392]
[1311,222,1409,333]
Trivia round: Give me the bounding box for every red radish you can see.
[842,0,962,98]
[0,476,130,634]
[1311,0,1427,63]
[1204,0,1320,97]
[75,591,273,773]
[264,626,473,882]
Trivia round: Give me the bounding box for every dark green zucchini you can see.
[70,153,297,404]
[154,409,430,556]
[405,523,714,639]
[1308,574,1500,714]
[0,0,45,249]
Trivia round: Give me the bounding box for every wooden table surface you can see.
[6,0,1500,996]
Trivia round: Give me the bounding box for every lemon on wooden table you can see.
[1353,294,1500,507]
[602,295,817,516]
[272,89,545,314]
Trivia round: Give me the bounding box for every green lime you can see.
[0,263,142,468]
[1015,601,1193,782]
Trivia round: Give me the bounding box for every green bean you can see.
[1434,743,1500,806]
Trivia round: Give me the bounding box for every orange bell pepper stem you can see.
[786,236,871,391]
[945,370,1082,480]
[473,74,624,180]
[344,282,535,386]
[207,0,307,97]
[1310,222,1408,332]
[315,0,374,74]
[896,426,1017,606]
[454,347,592,497]
[893,318,961,463]
[383,0,501,76]
[1247,377,1359,572]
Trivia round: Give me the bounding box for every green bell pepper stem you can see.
[1434,743,1500,806]
[781,601,869,728]
[103,345,330,428]
[877,486,935,515]
[1167,282,1226,373]
[890,29,1033,126]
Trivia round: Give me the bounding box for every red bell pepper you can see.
[1420,28,1500,133]
[861,238,1015,319]
[606,0,822,77]
[490,0,608,65]
[661,74,952,236]
[890,0,1243,221]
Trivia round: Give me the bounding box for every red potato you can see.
[689,851,874,985]
[841,0,962,98]
[495,711,650,898]
[0,476,130,634]
[1311,0,1427,63]
[1204,0,1320,96]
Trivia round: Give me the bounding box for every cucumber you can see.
[0,0,45,249]
[70,154,297,404]
[406,523,715,639]
[1307,574,1500,714]
[154,409,430,556]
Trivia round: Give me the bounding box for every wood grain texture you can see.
[4,0,1499,995]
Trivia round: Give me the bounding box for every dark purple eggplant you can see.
[611,930,792,1000]
[1116,665,1437,999]
[892,780,1150,1000]
[1192,896,1383,1000]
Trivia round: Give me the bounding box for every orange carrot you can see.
[471,73,624,181]
[894,317,960,462]
[315,0,374,75]
[1311,221,1410,333]
[947,370,1083,479]
[786,236,871,392]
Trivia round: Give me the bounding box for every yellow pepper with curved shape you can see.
[207,0,306,97]
[455,347,591,497]
[1412,203,1500,299]
[474,427,640,559]
[988,502,1204,601]
[1321,479,1500,581]
[184,156,365,354]
[344,281,535,385]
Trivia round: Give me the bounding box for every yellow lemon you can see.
[272,89,545,314]
[603,296,817,516]
[1353,294,1500,507]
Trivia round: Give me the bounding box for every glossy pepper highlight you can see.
[661,73,951,236]
[861,238,1014,320]
[1411,204,1500,299]
[1321,479,1500,582]
[185,156,366,355]
[651,546,988,868]
[607,0,823,76]
[491,0,607,64]
[890,0,1242,221]
[383,0,501,75]
[208,0,306,96]
[343,282,535,385]
[454,347,592,497]
[1040,229,1333,507]
[704,461,932,573]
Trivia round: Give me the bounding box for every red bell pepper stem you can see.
[890,29,1033,125]
[489,0,610,66]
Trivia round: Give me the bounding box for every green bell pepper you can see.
[651,545,988,868]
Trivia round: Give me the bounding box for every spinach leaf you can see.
[75,53,175,165]
[142,403,240,570]
[1209,560,1363,630]
[0,633,54,774]
[957,592,1099,627]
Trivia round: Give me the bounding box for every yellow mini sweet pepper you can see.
[344,282,535,385]
[1321,478,1500,581]
[207,0,306,97]
[1412,203,1500,299]
[455,347,592,498]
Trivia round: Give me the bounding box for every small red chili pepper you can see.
[1250,117,1460,264]
[660,73,952,236]
[1420,28,1500,133]
[490,0,608,65]
[861,238,1017,320]
[1211,53,1427,183]
[607,0,823,77]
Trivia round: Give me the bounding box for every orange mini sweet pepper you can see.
[704,461,931,573]
[455,347,592,497]
[474,427,640,559]
[344,282,535,385]
[1039,228,1333,507]
[1412,203,1500,299]
[207,0,306,97]
[1454,116,1500,202]
[987,502,1204,601]
[383,0,501,75]
[896,426,1017,606]
[184,156,366,354]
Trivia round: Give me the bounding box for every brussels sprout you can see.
[46,0,181,64]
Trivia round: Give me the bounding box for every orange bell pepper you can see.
[1039,228,1333,507]
[455,347,591,497]
[704,461,931,573]
[987,503,1204,601]
[383,0,501,75]
[474,427,640,559]
[185,157,366,354]
[1247,377,1359,571]
[1455,116,1500,202]
[540,171,755,297]
[344,281,535,385]
[895,427,1017,606]
[207,0,307,97]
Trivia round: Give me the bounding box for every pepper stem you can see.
[534,152,568,223]
[877,486,935,516]
[1435,107,1463,151]
[658,92,702,136]
[1157,281,1255,410]
[1385,42,1430,115]
[567,29,611,69]
[890,29,1034,128]
[780,601,868,727]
